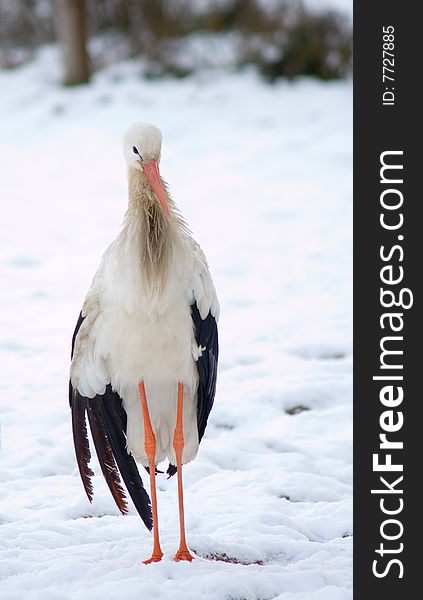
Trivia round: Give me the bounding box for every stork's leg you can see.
[139,382,163,564]
[173,383,194,562]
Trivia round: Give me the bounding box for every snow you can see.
[0,46,352,600]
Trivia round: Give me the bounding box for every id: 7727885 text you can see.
[382,25,395,106]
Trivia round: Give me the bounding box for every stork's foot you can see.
[173,548,194,562]
[143,550,164,565]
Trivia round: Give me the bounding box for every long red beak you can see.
[143,160,171,219]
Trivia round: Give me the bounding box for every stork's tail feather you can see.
[167,463,177,478]
[145,466,164,475]
[144,464,175,478]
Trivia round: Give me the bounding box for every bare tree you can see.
[55,0,90,85]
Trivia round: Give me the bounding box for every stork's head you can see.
[123,122,171,219]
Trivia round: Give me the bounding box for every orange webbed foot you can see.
[143,551,164,565]
[173,549,194,562]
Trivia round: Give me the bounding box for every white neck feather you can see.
[115,170,190,314]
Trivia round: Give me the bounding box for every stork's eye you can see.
[132,146,139,155]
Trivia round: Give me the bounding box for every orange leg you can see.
[139,382,163,564]
[173,383,194,562]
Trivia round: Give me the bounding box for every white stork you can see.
[69,122,219,564]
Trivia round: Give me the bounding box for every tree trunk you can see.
[55,0,89,85]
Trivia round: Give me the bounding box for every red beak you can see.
[143,160,171,219]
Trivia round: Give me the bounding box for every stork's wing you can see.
[69,312,152,530]
[191,301,219,441]
[185,239,219,442]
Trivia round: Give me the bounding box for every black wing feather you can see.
[99,387,153,530]
[86,399,128,515]
[69,313,152,530]
[166,303,218,478]
[71,312,85,356]
[71,391,94,502]
[69,311,85,407]
[191,302,219,442]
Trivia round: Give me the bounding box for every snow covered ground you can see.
[0,46,352,600]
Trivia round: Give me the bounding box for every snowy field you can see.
[0,46,352,600]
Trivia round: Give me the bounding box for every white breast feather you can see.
[70,231,218,398]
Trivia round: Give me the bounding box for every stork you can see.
[69,123,219,564]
